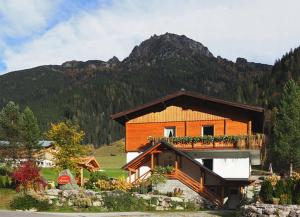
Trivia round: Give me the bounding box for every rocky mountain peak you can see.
[107,56,120,66]
[124,33,213,65]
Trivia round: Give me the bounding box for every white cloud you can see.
[1,0,300,73]
[0,0,60,37]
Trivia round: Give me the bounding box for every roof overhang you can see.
[111,90,264,132]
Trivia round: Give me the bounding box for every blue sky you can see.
[0,0,300,74]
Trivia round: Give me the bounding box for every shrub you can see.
[274,179,286,198]
[0,175,12,188]
[259,180,273,203]
[265,175,280,186]
[279,193,292,205]
[10,194,51,211]
[0,165,11,176]
[11,161,46,192]
[102,192,149,211]
[85,171,109,189]
[97,177,132,191]
[293,181,300,204]
[73,192,92,208]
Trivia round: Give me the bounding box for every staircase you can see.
[167,169,223,207]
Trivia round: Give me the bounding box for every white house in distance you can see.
[0,140,55,168]
[112,90,265,209]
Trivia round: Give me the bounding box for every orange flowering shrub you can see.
[291,172,300,181]
[97,177,132,192]
[265,175,280,186]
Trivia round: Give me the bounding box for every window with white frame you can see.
[164,127,176,138]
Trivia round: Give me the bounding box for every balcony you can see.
[148,134,265,150]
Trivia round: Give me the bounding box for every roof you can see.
[123,141,226,182]
[77,156,100,171]
[112,90,264,126]
[0,140,53,148]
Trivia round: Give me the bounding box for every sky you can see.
[0,0,299,74]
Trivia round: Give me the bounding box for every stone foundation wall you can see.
[240,203,300,217]
[154,179,214,208]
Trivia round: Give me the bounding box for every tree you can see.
[11,161,46,192]
[20,107,41,160]
[273,79,300,172]
[46,121,87,172]
[0,102,21,162]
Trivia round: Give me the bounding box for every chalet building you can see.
[112,90,265,209]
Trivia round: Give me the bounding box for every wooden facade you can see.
[112,90,264,152]
[125,105,251,152]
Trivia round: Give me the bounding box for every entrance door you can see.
[227,188,240,209]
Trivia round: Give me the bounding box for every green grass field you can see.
[0,188,16,209]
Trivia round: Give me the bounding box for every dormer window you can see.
[202,125,214,136]
[164,127,176,138]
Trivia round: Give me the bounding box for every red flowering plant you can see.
[11,161,47,192]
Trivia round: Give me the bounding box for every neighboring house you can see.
[112,90,265,209]
[34,141,56,168]
[0,140,56,168]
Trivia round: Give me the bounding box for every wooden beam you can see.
[221,186,224,205]
[247,121,252,135]
[80,168,84,187]
[151,150,162,154]
[200,176,203,191]
[151,153,154,170]
[128,167,136,172]
[175,159,178,170]
[224,119,227,135]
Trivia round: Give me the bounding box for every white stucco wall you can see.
[126,152,140,163]
[126,152,151,182]
[196,158,250,179]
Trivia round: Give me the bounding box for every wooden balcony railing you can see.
[148,134,265,150]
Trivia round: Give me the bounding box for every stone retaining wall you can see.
[240,203,300,217]
[41,189,201,211]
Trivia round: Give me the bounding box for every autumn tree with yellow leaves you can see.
[46,121,88,172]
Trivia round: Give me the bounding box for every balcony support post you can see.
[221,186,224,204]
[151,153,154,170]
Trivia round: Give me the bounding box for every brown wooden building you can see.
[112,90,265,209]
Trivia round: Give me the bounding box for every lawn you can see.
[41,139,127,181]
[0,188,16,209]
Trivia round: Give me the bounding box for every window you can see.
[164,127,176,138]
[202,125,214,136]
[203,159,213,170]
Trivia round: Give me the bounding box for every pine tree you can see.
[20,107,41,160]
[273,79,300,172]
[0,102,21,162]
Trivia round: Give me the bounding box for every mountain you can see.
[0,33,274,146]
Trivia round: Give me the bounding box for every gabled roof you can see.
[112,90,264,126]
[122,141,226,182]
[77,156,100,171]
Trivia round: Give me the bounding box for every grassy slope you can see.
[93,139,127,177]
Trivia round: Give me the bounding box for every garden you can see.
[240,172,300,216]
